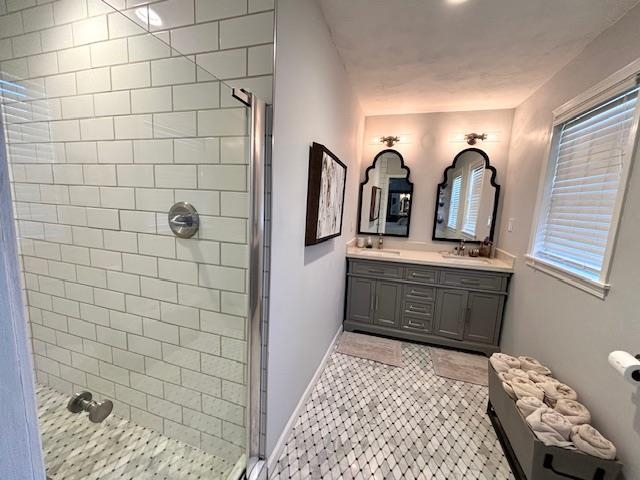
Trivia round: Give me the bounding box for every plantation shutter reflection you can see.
[462,163,484,236]
[447,175,462,230]
[534,85,640,281]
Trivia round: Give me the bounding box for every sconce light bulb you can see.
[380,135,401,147]
[465,132,488,145]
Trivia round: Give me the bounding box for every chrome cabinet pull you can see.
[407,305,426,313]
[411,272,431,278]
[409,289,432,298]
[375,295,379,311]
[460,278,480,285]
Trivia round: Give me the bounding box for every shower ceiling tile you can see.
[219,11,274,49]
[195,0,247,22]
[170,22,219,55]
[18,4,53,33]
[131,86,173,114]
[53,0,87,25]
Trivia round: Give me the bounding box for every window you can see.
[528,68,640,299]
[462,162,485,236]
[447,174,462,230]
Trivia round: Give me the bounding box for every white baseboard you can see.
[266,325,343,474]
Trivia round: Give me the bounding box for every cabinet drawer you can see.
[439,270,505,292]
[350,261,403,279]
[401,301,433,333]
[402,300,434,319]
[404,266,438,284]
[403,285,435,302]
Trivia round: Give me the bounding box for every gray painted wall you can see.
[499,5,640,479]
[363,110,514,248]
[0,127,45,479]
[267,0,364,455]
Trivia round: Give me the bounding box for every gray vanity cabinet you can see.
[347,276,377,324]
[345,258,511,355]
[373,282,402,327]
[346,276,402,327]
[464,292,502,344]
[434,289,468,340]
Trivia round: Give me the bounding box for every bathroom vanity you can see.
[344,248,513,355]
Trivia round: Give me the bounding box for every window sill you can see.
[525,255,610,300]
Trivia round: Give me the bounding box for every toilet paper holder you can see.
[608,351,640,383]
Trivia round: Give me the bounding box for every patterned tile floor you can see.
[270,340,514,480]
[37,384,238,480]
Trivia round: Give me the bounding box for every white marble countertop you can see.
[346,245,514,273]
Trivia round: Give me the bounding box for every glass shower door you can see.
[0,1,272,478]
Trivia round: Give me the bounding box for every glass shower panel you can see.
[0,1,273,479]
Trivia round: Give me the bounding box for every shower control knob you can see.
[67,391,114,423]
[168,202,199,238]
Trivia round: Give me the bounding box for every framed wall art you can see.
[304,142,347,246]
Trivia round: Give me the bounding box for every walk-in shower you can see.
[0,0,273,478]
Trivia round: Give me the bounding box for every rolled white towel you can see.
[527,371,556,385]
[490,353,520,373]
[507,368,528,379]
[516,396,545,418]
[555,399,591,426]
[571,424,616,460]
[502,380,516,399]
[510,376,544,401]
[540,381,578,406]
[499,368,528,383]
[526,407,575,449]
[518,356,552,375]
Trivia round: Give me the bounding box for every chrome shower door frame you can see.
[233,88,269,480]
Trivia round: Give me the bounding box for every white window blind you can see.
[533,84,640,282]
[447,174,462,230]
[462,163,485,236]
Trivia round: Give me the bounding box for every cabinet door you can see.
[347,277,376,324]
[373,281,402,328]
[464,292,502,344]
[434,289,468,340]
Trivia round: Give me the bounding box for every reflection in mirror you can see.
[433,148,500,242]
[358,150,413,237]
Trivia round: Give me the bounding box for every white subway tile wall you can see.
[1,0,274,463]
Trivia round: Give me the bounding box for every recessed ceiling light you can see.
[135,6,163,27]
[446,0,468,4]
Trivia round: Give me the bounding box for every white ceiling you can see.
[318,0,640,115]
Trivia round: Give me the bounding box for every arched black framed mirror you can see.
[358,149,413,237]
[432,148,500,243]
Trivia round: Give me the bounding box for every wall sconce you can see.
[464,132,487,145]
[379,135,400,147]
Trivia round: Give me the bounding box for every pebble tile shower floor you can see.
[37,385,234,480]
[270,340,514,480]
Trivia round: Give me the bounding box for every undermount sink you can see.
[441,253,491,264]
[359,249,401,256]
